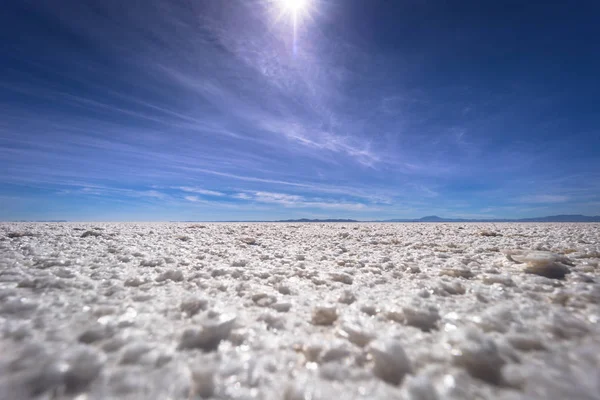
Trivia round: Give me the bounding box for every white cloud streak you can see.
[179,186,225,196]
[519,194,570,204]
[234,191,368,211]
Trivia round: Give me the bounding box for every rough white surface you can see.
[0,222,599,399]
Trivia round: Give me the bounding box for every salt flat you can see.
[1,222,599,399]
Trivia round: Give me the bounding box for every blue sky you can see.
[1,0,599,221]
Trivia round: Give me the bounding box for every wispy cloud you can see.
[519,194,570,204]
[256,119,381,167]
[252,191,303,205]
[178,186,225,197]
[234,191,368,211]
[233,193,252,200]
[159,62,382,167]
[176,166,394,203]
[184,195,201,202]
[56,183,168,200]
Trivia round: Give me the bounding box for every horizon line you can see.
[3,214,600,223]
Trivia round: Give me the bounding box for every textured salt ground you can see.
[0,222,599,400]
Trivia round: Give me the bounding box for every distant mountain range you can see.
[7,215,599,223]
[278,214,600,223]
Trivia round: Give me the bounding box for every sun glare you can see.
[272,0,313,20]
[270,0,315,55]
[278,0,310,14]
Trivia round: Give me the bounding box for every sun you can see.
[272,0,313,19]
[279,0,310,13]
[269,0,315,55]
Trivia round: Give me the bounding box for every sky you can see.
[1,0,599,221]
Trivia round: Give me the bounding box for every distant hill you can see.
[516,215,600,222]
[382,214,600,223]
[418,215,447,222]
[69,215,600,223]
[277,215,600,223]
[275,214,600,222]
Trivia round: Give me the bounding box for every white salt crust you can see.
[0,222,599,399]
